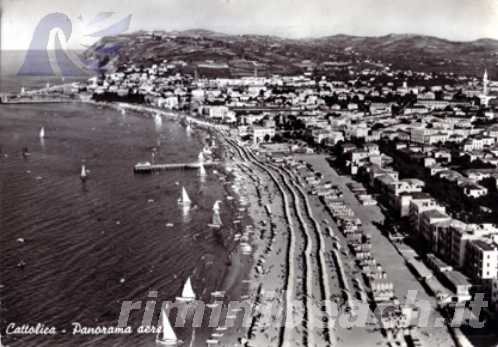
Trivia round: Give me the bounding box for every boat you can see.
[206,340,218,345]
[186,123,192,132]
[199,163,206,177]
[156,308,180,345]
[240,243,252,255]
[22,147,30,158]
[198,152,204,163]
[80,165,87,181]
[210,291,225,298]
[39,127,45,139]
[177,187,191,207]
[208,211,222,229]
[176,277,196,302]
[206,303,219,309]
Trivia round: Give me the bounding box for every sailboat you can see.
[176,277,196,302]
[39,127,45,139]
[208,211,222,229]
[198,152,204,163]
[186,123,192,132]
[156,308,180,345]
[177,187,191,207]
[199,163,206,177]
[22,147,31,158]
[80,165,87,181]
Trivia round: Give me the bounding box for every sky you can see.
[1,0,498,50]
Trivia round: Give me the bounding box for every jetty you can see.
[0,94,74,104]
[133,161,219,173]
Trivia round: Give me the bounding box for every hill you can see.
[83,30,498,77]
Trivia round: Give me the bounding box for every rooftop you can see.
[470,239,497,252]
[444,271,471,288]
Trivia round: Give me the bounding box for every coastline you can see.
[1,98,477,347]
[115,101,261,346]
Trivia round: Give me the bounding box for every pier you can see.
[0,95,74,104]
[133,161,219,173]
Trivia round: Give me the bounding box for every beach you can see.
[205,139,460,347]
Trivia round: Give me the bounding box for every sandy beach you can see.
[208,138,459,347]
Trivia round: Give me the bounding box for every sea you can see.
[0,89,248,346]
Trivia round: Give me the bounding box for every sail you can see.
[39,127,45,139]
[154,114,162,127]
[181,187,191,204]
[159,308,177,342]
[213,201,220,212]
[182,277,196,299]
[80,165,87,178]
[198,152,204,163]
[199,163,206,176]
[212,211,222,226]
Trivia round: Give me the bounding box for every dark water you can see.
[0,103,242,346]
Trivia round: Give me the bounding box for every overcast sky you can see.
[1,0,498,50]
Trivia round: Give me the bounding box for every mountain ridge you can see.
[83,29,498,77]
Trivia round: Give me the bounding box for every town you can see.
[4,54,498,347]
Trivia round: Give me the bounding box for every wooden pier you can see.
[133,161,219,173]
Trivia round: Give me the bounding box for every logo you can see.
[18,12,132,77]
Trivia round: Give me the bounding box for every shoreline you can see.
[0,100,255,347]
[118,101,261,346]
[1,99,478,347]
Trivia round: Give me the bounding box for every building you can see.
[465,240,498,282]
[462,183,488,198]
[420,210,451,249]
[448,223,498,269]
[201,105,231,119]
[410,127,449,145]
[252,126,276,145]
[479,69,496,107]
[408,196,446,234]
[441,271,472,303]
